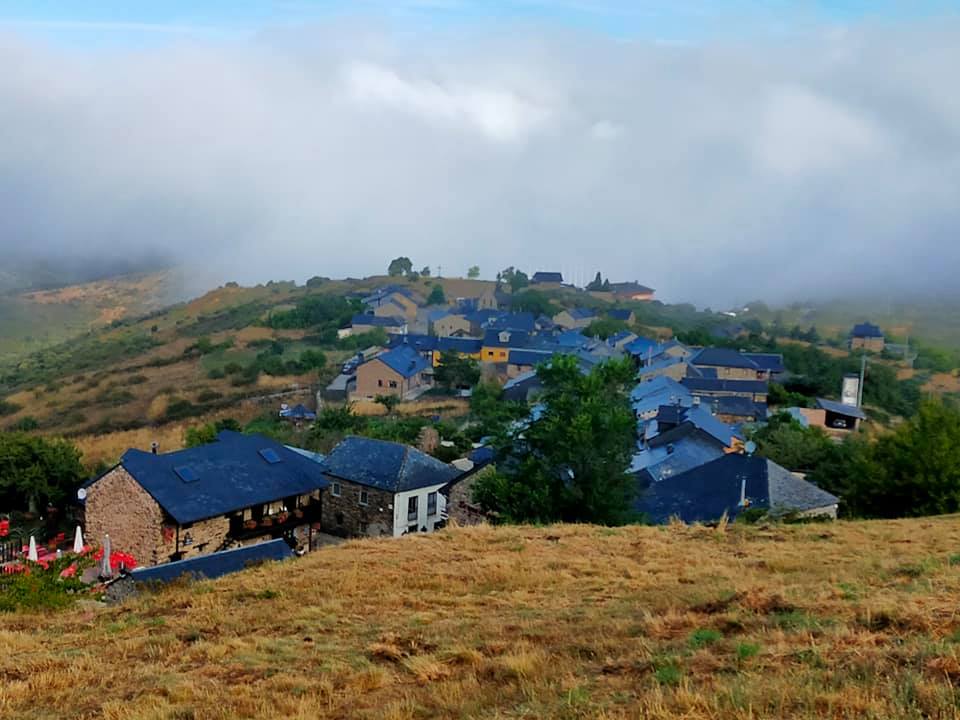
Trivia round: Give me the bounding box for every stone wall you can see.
[445,466,495,526]
[177,515,231,559]
[322,478,394,537]
[84,466,166,566]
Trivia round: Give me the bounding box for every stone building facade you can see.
[84,466,166,567]
[443,466,496,526]
[322,477,395,537]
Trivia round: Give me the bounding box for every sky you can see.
[1,1,959,305]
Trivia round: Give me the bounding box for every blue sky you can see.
[1,1,956,47]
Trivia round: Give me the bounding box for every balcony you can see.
[230,502,322,540]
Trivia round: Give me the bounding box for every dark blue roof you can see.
[553,329,591,348]
[567,307,597,321]
[437,337,483,354]
[389,334,437,353]
[117,432,328,525]
[743,353,786,373]
[713,395,766,419]
[487,312,536,333]
[625,336,660,357]
[468,446,496,466]
[508,349,554,366]
[464,309,501,327]
[352,314,405,327]
[482,329,530,349]
[682,377,769,394]
[130,540,293,584]
[690,347,760,370]
[532,271,563,283]
[851,322,883,338]
[374,345,430,378]
[816,397,867,420]
[636,454,839,524]
[323,436,460,492]
[608,309,633,322]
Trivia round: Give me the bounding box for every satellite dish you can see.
[77,488,87,501]
[744,441,757,456]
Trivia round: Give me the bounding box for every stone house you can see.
[81,431,328,567]
[350,314,408,336]
[688,347,767,381]
[442,450,496,526]
[321,436,461,537]
[849,322,885,352]
[366,289,419,322]
[431,313,472,338]
[552,307,597,330]
[609,282,655,302]
[354,344,431,399]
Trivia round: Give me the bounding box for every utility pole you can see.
[857,352,866,408]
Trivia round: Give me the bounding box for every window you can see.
[357,521,367,535]
[407,524,418,534]
[332,482,341,497]
[389,380,398,389]
[359,490,369,506]
[407,495,418,522]
[377,379,384,387]
[427,491,437,516]
[335,512,345,526]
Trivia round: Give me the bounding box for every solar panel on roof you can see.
[259,448,282,464]
[174,465,199,483]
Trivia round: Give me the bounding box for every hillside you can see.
[0,271,182,366]
[5,520,960,719]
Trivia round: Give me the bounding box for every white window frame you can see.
[427,491,437,516]
[332,482,341,497]
[359,489,369,506]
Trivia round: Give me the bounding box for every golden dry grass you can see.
[4,519,960,719]
[924,372,960,394]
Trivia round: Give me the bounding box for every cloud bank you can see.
[1,20,958,305]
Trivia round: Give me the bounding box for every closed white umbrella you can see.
[72,526,84,554]
[27,536,38,562]
[100,534,112,578]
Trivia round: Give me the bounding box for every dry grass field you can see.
[4,519,960,719]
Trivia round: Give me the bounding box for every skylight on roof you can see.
[174,465,199,483]
[259,448,282,464]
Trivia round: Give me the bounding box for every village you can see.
[1,268,890,596]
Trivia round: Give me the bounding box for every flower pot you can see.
[277,513,289,524]
[244,520,257,530]
[293,509,304,519]
[260,518,273,527]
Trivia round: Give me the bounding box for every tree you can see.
[434,351,480,391]
[586,272,604,291]
[375,394,401,415]
[500,267,529,292]
[388,257,413,277]
[583,318,628,340]
[474,356,637,525]
[469,381,528,440]
[427,284,446,305]
[0,433,85,513]
[420,266,431,277]
[509,290,558,318]
[467,265,480,279]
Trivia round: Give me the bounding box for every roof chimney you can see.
[151,441,159,455]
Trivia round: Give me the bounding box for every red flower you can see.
[92,547,104,561]
[60,564,78,579]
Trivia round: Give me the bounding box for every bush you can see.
[196,390,223,403]
[0,400,22,417]
[207,368,226,380]
[8,416,39,432]
[164,399,204,422]
[0,555,94,613]
[127,375,148,385]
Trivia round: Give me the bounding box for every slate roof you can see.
[638,355,686,376]
[508,349,554,366]
[567,307,597,321]
[608,309,634,322]
[607,330,637,346]
[690,347,760,370]
[743,353,786,373]
[635,454,839,524]
[389,334,437,353]
[553,329,591,349]
[610,282,654,294]
[631,376,693,417]
[427,308,452,322]
[502,370,542,402]
[815,397,867,420]
[851,322,883,338]
[625,336,660,357]
[631,433,725,482]
[713,395,766,419]
[130,540,293,584]
[487,312,536,333]
[437,337,483,354]
[682,377,769,395]
[323,436,461,492]
[532,271,563,283]
[373,345,430,378]
[352,314,405,328]
[116,431,329,525]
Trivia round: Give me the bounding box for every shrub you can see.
[8,416,39,431]
[207,368,226,380]
[196,390,223,403]
[0,400,22,417]
[164,399,204,422]
[127,375,148,385]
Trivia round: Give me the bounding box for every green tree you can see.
[583,318,628,340]
[752,413,834,472]
[0,433,85,513]
[500,267,529,292]
[434,351,480,391]
[387,257,413,277]
[510,290,558,318]
[420,266,431,277]
[427,284,446,305]
[375,394,401,415]
[474,356,637,525]
[586,271,604,291]
[468,381,528,440]
[467,265,480,279]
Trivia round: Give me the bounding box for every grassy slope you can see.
[4,520,960,719]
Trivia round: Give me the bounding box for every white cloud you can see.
[0,21,958,305]
[342,61,548,141]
